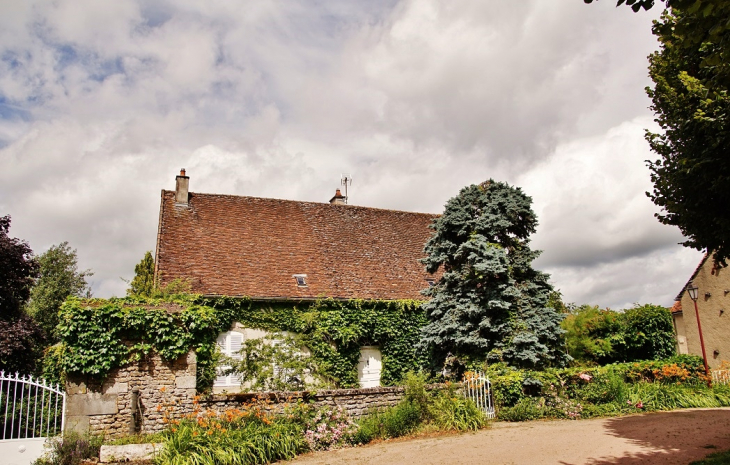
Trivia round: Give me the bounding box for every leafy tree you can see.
[0,215,45,374]
[585,0,730,265]
[26,242,92,341]
[0,215,38,320]
[562,305,624,364]
[0,316,46,375]
[616,304,676,361]
[127,251,156,297]
[646,8,730,265]
[562,303,676,364]
[418,180,570,374]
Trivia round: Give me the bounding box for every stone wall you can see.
[202,385,409,419]
[65,351,197,438]
[65,349,441,439]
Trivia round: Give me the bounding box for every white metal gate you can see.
[462,372,495,419]
[1,371,66,465]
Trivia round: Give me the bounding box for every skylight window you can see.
[425,279,435,287]
[293,274,308,287]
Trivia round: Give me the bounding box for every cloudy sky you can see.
[0,0,703,309]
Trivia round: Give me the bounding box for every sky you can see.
[0,0,703,309]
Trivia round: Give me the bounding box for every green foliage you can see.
[355,401,423,443]
[0,215,44,374]
[691,448,730,465]
[561,304,676,364]
[26,242,92,342]
[41,344,68,387]
[0,315,46,375]
[490,356,723,421]
[561,305,619,363]
[583,1,730,265]
[431,383,488,431]
[127,251,155,297]
[497,397,543,422]
[224,333,320,391]
[156,406,306,465]
[303,406,358,450]
[58,296,426,390]
[33,432,103,465]
[419,180,569,373]
[0,215,38,320]
[646,6,730,265]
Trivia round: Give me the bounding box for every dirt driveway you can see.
[289,408,730,465]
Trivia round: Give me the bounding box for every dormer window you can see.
[293,274,308,287]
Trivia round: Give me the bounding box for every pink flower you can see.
[579,373,592,381]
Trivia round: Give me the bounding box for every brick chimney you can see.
[175,169,189,204]
[329,188,346,205]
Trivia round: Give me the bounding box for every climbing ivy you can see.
[57,296,426,391]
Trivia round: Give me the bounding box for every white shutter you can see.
[214,331,245,387]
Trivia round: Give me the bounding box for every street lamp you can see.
[687,282,712,387]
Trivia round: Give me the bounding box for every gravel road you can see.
[288,408,730,465]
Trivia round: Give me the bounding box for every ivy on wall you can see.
[57,296,426,391]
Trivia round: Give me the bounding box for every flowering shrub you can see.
[304,406,358,451]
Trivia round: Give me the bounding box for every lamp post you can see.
[687,282,712,387]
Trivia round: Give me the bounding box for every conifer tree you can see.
[418,180,569,373]
[128,251,155,297]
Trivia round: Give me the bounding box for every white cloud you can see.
[0,0,698,307]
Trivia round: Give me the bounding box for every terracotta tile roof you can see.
[671,300,682,314]
[154,190,439,300]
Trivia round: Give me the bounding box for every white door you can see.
[357,347,382,388]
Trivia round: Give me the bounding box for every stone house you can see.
[154,170,439,389]
[672,254,730,369]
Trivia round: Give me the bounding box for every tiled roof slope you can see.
[155,190,439,300]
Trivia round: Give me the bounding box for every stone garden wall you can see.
[65,351,197,438]
[65,350,433,438]
[201,386,407,419]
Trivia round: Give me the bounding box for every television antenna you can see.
[340,174,352,205]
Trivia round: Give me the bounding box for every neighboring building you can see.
[154,170,439,389]
[673,254,730,369]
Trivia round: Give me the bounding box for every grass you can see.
[690,448,730,464]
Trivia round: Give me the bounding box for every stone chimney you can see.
[329,188,346,205]
[175,169,189,204]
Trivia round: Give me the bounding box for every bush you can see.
[578,370,627,404]
[561,304,677,365]
[303,406,358,451]
[33,432,103,465]
[497,398,543,422]
[486,364,525,407]
[354,401,422,443]
[432,384,488,431]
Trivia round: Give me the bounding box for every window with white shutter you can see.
[214,331,244,388]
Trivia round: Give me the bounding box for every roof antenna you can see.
[340,174,352,205]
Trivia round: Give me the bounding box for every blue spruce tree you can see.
[419,180,569,373]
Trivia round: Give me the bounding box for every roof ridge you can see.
[161,189,440,217]
[674,252,710,301]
